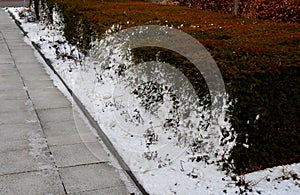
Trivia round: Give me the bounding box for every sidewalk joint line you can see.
[57,161,109,169]
[0,167,55,177]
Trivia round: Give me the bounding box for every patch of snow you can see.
[27,131,56,176]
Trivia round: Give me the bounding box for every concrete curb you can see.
[8,9,148,195]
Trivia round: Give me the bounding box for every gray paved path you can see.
[0,0,28,7]
[0,9,131,194]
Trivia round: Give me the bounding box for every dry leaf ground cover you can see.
[41,0,299,174]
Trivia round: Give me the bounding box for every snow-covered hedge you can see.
[33,0,300,175]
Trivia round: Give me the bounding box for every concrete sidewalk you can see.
[0,0,27,7]
[0,9,131,194]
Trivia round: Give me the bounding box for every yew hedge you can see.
[179,0,299,23]
[40,0,299,174]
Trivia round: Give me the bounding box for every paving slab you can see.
[15,62,45,69]
[0,44,12,64]
[1,42,29,49]
[0,74,23,82]
[50,142,108,168]
[0,31,23,40]
[0,128,53,173]
[0,147,51,175]
[11,49,37,59]
[0,62,14,66]
[0,139,31,153]
[1,32,27,39]
[1,39,25,44]
[24,79,55,89]
[0,122,41,144]
[28,89,71,109]
[28,87,68,97]
[37,108,99,145]
[0,62,16,67]
[36,107,76,123]
[0,80,24,90]
[0,110,38,125]
[69,185,130,195]
[42,120,84,139]
[0,57,13,63]
[0,171,65,195]
[0,63,15,68]
[0,99,31,113]
[0,56,11,62]
[0,47,9,55]
[0,74,24,90]
[0,26,19,31]
[18,66,50,76]
[60,163,125,194]
[21,71,51,81]
[46,133,91,146]
[0,89,27,100]
[0,1,27,7]
[0,67,19,75]
[0,34,24,40]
